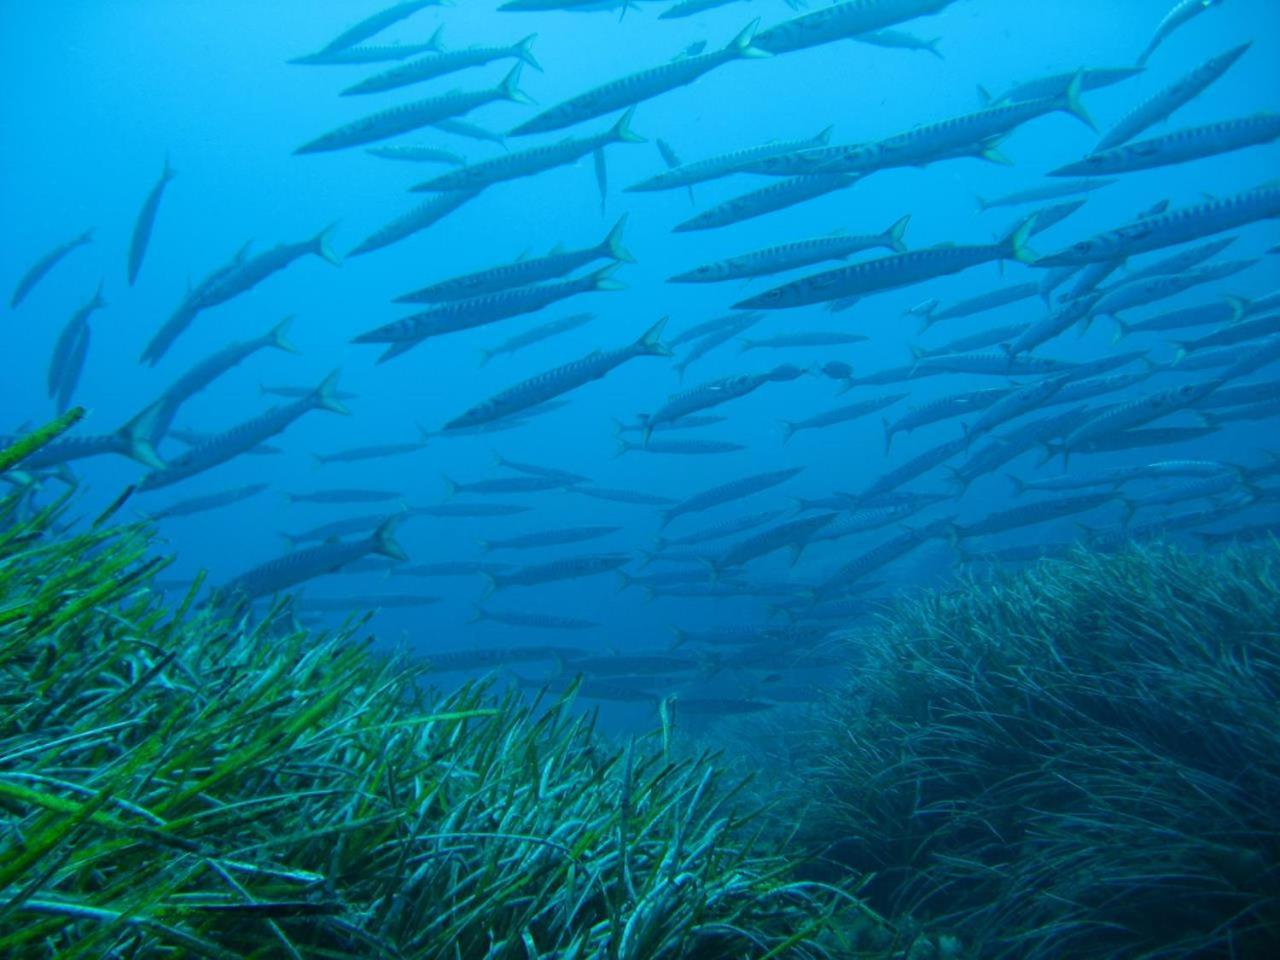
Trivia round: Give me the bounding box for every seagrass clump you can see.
[799,541,1280,959]
[0,422,885,959]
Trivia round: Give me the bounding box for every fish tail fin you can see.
[1060,70,1096,132]
[479,573,498,601]
[270,315,300,354]
[814,124,834,145]
[635,316,672,357]
[701,557,720,585]
[976,83,993,106]
[882,417,894,454]
[441,475,458,500]
[477,347,495,366]
[611,106,645,144]
[615,571,632,593]
[371,517,408,562]
[730,19,770,58]
[1224,295,1249,322]
[779,420,797,444]
[1006,473,1027,497]
[467,604,487,624]
[500,63,533,105]
[883,213,911,253]
[591,262,626,292]
[926,37,944,59]
[311,224,342,266]
[477,539,491,553]
[1171,343,1189,365]
[602,214,637,263]
[942,465,969,493]
[117,402,167,471]
[516,34,541,71]
[973,191,990,212]
[279,532,296,551]
[1110,317,1130,344]
[161,154,177,182]
[613,439,631,459]
[736,337,755,354]
[1002,216,1038,265]
[312,370,350,415]
[91,280,108,310]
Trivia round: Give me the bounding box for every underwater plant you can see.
[0,422,900,958]
[793,541,1280,959]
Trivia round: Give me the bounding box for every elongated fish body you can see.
[282,512,402,549]
[483,553,631,595]
[494,453,589,484]
[290,42,441,66]
[654,509,784,550]
[1063,381,1224,455]
[138,372,349,491]
[1104,236,1236,292]
[412,504,530,519]
[55,325,91,415]
[297,65,529,153]
[445,319,671,430]
[670,313,756,346]
[11,228,93,308]
[915,281,1041,328]
[262,383,360,400]
[199,229,341,308]
[915,322,1030,358]
[446,475,566,496]
[853,435,966,505]
[1093,258,1256,318]
[472,607,599,629]
[171,429,281,456]
[1056,113,1280,177]
[414,111,643,194]
[127,158,175,286]
[814,521,949,601]
[642,364,804,437]
[914,351,1080,377]
[349,188,482,257]
[952,492,1118,540]
[713,512,837,573]
[400,218,632,304]
[480,312,593,363]
[510,22,769,137]
[857,28,943,57]
[298,594,441,612]
[737,221,1035,310]
[1003,294,1100,357]
[947,412,1086,491]
[1198,380,1280,410]
[150,317,296,442]
[284,488,402,504]
[18,404,165,472]
[354,265,623,359]
[661,466,804,527]
[754,0,955,56]
[776,82,1093,176]
[1045,371,1150,409]
[673,314,760,380]
[315,439,427,464]
[367,144,465,164]
[223,518,407,602]
[741,331,868,351]
[672,215,909,283]
[319,1,444,54]
[619,438,745,456]
[1010,459,1232,496]
[47,285,107,403]
[884,387,1009,449]
[1038,184,1280,267]
[781,393,907,441]
[344,36,540,95]
[1213,332,1280,382]
[975,178,1117,211]
[965,374,1073,443]
[480,525,619,551]
[810,499,935,544]
[150,483,269,520]
[674,174,856,232]
[1138,0,1224,66]
[626,125,832,192]
[1095,43,1249,152]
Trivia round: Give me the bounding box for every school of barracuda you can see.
[5,0,1279,719]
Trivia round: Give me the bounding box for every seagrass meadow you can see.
[0,418,927,959]
[770,540,1280,960]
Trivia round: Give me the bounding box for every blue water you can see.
[2,1,1278,724]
